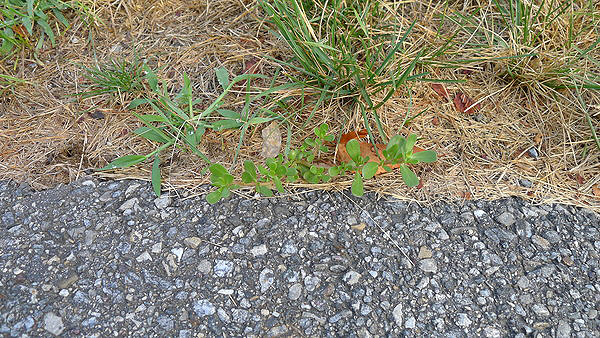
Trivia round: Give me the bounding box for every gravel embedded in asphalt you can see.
[0,178,599,337]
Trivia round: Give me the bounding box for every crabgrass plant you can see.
[96,65,297,196]
[258,0,429,141]
[439,0,600,150]
[0,0,80,55]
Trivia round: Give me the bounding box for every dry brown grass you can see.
[1,0,599,210]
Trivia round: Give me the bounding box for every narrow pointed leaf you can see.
[215,67,230,90]
[100,155,146,170]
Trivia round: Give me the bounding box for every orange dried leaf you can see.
[429,83,449,101]
[13,24,28,38]
[432,116,440,126]
[453,92,481,114]
[593,184,600,199]
[336,130,424,176]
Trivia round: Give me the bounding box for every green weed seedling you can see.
[76,56,146,99]
[206,123,437,204]
[98,66,267,196]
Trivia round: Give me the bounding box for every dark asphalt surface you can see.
[0,177,599,337]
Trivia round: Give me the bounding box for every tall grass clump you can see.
[259,0,429,140]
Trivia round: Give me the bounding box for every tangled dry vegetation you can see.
[1,0,599,210]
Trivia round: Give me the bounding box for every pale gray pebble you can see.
[214,260,233,277]
[250,244,268,256]
[392,304,403,326]
[532,303,550,317]
[519,179,533,188]
[217,308,231,323]
[329,310,352,323]
[496,212,516,226]
[419,258,437,273]
[259,268,275,293]
[157,315,174,331]
[405,316,416,329]
[43,312,64,336]
[484,326,502,338]
[198,259,212,274]
[193,299,216,316]
[288,283,302,300]
[556,321,572,338]
[154,195,171,209]
[232,309,249,323]
[456,313,472,327]
[304,275,321,292]
[343,271,361,285]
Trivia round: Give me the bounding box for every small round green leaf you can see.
[346,139,361,162]
[209,163,228,177]
[243,160,257,179]
[362,162,379,180]
[257,185,273,197]
[351,172,364,197]
[206,190,222,204]
[400,165,419,187]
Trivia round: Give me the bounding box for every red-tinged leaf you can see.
[575,174,585,185]
[339,129,368,145]
[430,83,449,101]
[453,92,481,114]
[459,68,474,75]
[432,116,440,126]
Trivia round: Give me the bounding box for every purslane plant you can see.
[206,123,437,204]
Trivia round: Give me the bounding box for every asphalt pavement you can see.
[0,177,599,337]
